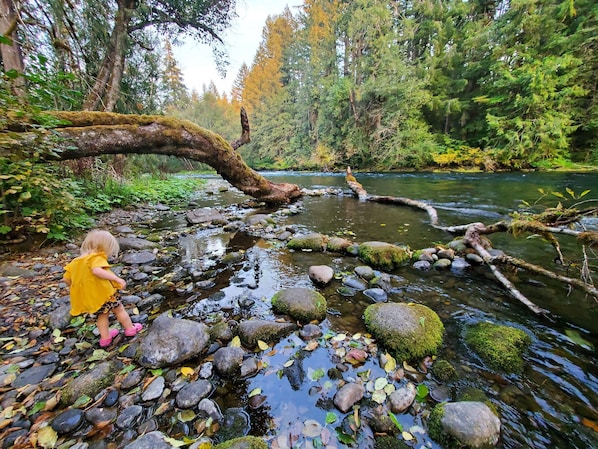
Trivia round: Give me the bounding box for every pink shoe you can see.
[124,323,143,337]
[99,328,120,348]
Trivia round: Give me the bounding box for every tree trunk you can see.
[0,0,26,97]
[83,0,135,111]
[4,110,302,204]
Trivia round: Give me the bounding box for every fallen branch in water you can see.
[344,167,598,313]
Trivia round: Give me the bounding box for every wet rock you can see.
[342,275,368,291]
[308,265,334,286]
[213,346,244,377]
[51,408,84,434]
[199,362,213,379]
[326,236,353,253]
[271,287,327,323]
[176,380,213,409]
[118,237,159,251]
[388,382,416,413]
[437,248,455,260]
[433,258,452,270]
[38,352,60,365]
[287,233,326,251]
[240,357,260,378]
[116,405,143,430]
[299,324,322,340]
[363,288,387,303]
[429,401,501,448]
[137,315,209,368]
[123,430,173,449]
[122,250,157,265]
[198,398,223,422]
[0,264,36,278]
[141,376,165,401]
[354,265,376,281]
[13,363,57,388]
[213,436,269,449]
[245,214,272,226]
[451,257,471,271]
[333,382,365,413]
[61,361,117,406]
[210,321,234,342]
[2,429,28,448]
[218,408,251,441]
[465,253,484,265]
[85,406,118,426]
[412,260,431,270]
[364,302,444,361]
[358,241,411,270]
[237,319,298,348]
[187,208,226,225]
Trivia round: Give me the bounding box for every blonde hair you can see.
[80,229,120,257]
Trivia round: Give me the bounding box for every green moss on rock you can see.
[271,287,327,323]
[364,302,444,362]
[432,359,458,383]
[358,241,411,270]
[214,436,269,449]
[465,321,531,373]
[374,436,410,449]
[287,233,326,251]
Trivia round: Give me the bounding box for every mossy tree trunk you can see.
[3,110,302,204]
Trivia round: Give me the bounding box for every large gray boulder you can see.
[137,315,210,368]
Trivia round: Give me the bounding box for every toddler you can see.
[63,229,142,347]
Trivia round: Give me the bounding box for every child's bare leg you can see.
[113,304,134,330]
[96,312,111,340]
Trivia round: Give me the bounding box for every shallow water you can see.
[173,171,598,449]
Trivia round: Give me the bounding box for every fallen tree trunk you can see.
[344,168,598,314]
[3,110,301,204]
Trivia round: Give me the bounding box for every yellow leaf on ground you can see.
[37,426,58,449]
[230,336,241,347]
[257,340,269,351]
[180,367,194,377]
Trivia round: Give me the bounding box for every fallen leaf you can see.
[230,336,241,347]
[37,425,58,449]
[304,340,319,351]
[163,436,187,447]
[257,340,269,351]
[401,431,414,441]
[248,388,262,398]
[180,366,194,377]
[283,360,294,367]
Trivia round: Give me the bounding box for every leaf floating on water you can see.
[374,377,388,391]
[372,390,386,404]
[257,340,270,351]
[304,340,319,351]
[332,333,346,342]
[230,336,241,347]
[388,412,403,431]
[384,355,397,373]
[325,412,338,424]
[302,419,322,437]
[345,349,368,365]
[308,367,325,381]
[283,359,294,367]
[248,388,262,398]
[401,431,414,441]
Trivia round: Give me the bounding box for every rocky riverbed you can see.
[1,189,512,449]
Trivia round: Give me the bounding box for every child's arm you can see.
[91,267,126,289]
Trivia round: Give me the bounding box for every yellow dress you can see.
[64,252,118,315]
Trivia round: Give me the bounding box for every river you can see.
[176,171,597,449]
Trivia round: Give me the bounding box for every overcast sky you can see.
[173,1,302,96]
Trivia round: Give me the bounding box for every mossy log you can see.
[4,110,301,204]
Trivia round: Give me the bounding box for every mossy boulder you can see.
[271,287,327,323]
[358,241,411,270]
[464,321,531,373]
[428,402,501,448]
[214,436,269,449]
[287,233,326,251]
[364,302,444,362]
[60,361,118,406]
[432,359,458,383]
[326,236,353,252]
